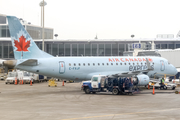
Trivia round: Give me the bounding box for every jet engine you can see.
[133,74,150,86]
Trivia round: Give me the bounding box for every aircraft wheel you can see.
[163,86,167,90]
[85,87,90,94]
[92,92,96,94]
[112,88,119,95]
[172,87,175,90]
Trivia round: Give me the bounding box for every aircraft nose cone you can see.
[175,68,178,75]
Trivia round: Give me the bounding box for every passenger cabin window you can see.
[137,63,139,65]
[92,77,98,81]
[120,63,122,65]
[79,63,81,66]
[74,63,76,66]
[124,63,126,65]
[129,63,130,65]
[98,63,100,66]
[69,63,71,66]
[116,63,118,65]
[93,63,95,66]
[111,63,113,65]
[133,63,134,65]
[102,63,104,65]
[83,63,85,66]
[107,63,109,65]
[88,63,90,66]
[141,63,143,65]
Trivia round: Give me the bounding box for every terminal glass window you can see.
[126,44,128,51]
[156,44,160,49]
[0,26,7,37]
[65,44,70,56]
[176,44,180,49]
[119,44,124,56]
[85,44,91,56]
[52,44,58,56]
[99,44,104,56]
[6,26,10,37]
[59,44,64,56]
[161,44,167,49]
[168,44,174,49]
[72,44,77,56]
[46,44,51,54]
[78,44,84,56]
[9,46,14,58]
[105,44,111,56]
[92,44,97,56]
[3,43,8,58]
[112,44,118,56]
[37,43,42,50]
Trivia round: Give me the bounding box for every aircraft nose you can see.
[173,66,178,75]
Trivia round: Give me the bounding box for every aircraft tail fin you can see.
[7,16,53,60]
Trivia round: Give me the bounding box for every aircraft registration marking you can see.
[69,67,80,70]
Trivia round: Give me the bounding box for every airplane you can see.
[2,16,178,86]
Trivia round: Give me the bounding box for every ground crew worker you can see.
[161,77,165,85]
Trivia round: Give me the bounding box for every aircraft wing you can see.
[109,58,154,77]
[18,59,38,66]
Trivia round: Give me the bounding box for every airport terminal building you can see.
[1,14,180,60]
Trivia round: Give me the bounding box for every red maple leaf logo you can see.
[14,35,30,52]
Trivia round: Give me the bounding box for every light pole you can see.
[39,0,47,51]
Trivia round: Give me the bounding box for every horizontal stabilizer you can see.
[18,59,37,66]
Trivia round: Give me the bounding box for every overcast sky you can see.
[1,0,180,39]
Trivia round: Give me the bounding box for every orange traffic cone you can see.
[19,80,21,85]
[152,86,155,95]
[15,78,17,85]
[30,80,32,86]
[62,80,64,86]
[22,80,23,84]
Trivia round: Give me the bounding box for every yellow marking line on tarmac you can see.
[62,108,180,120]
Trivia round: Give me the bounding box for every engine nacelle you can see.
[133,74,150,86]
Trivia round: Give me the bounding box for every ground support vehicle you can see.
[149,80,176,90]
[0,73,7,80]
[5,72,17,84]
[82,75,139,95]
[21,71,34,84]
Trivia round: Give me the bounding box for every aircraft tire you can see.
[112,88,119,95]
[163,86,167,90]
[85,87,90,94]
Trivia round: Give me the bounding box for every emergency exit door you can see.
[160,60,165,71]
[59,61,65,74]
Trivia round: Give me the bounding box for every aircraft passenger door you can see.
[59,61,65,74]
[160,60,165,71]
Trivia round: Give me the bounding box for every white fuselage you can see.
[15,56,177,80]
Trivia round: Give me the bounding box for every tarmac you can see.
[0,81,180,120]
